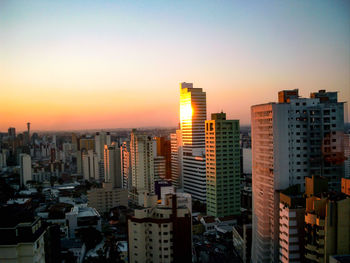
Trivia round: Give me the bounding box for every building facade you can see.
[180,82,207,201]
[251,89,345,263]
[170,130,183,189]
[20,153,32,186]
[130,129,155,204]
[127,194,192,263]
[205,112,241,217]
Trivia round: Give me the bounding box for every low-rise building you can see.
[87,182,128,214]
[66,205,102,238]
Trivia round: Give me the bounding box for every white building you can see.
[20,153,32,186]
[170,130,183,188]
[180,82,207,202]
[251,89,344,263]
[94,131,111,161]
[82,150,99,181]
[87,182,128,214]
[104,143,122,188]
[66,204,102,238]
[130,129,155,204]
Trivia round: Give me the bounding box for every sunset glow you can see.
[1,0,349,131]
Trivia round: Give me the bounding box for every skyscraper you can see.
[180,82,207,202]
[94,131,111,161]
[170,130,183,188]
[251,89,345,263]
[121,141,132,190]
[82,149,99,181]
[104,143,122,188]
[205,112,241,217]
[130,129,155,204]
[19,153,32,186]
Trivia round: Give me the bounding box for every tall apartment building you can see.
[121,141,132,190]
[155,136,172,179]
[79,137,95,151]
[94,131,111,160]
[104,143,122,188]
[127,194,192,263]
[180,82,207,201]
[205,112,241,217]
[20,153,32,186]
[154,156,166,181]
[251,89,345,263]
[170,130,183,188]
[130,129,155,204]
[82,149,99,181]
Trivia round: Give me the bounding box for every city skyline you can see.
[1,0,350,131]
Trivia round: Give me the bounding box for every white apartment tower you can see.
[20,153,32,186]
[130,129,155,203]
[170,130,183,188]
[251,89,344,263]
[121,141,132,190]
[95,131,111,160]
[180,82,207,202]
[82,149,99,181]
[104,143,122,188]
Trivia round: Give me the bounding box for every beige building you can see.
[304,178,350,263]
[87,182,128,214]
[130,129,155,204]
[127,194,192,263]
[0,211,46,263]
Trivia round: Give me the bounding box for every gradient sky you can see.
[1,0,349,131]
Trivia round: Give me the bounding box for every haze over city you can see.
[1,0,349,131]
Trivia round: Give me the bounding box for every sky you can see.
[1,0,349,131]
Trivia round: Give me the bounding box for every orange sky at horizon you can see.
[1,1,349,132]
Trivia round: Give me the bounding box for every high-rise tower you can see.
[205,112,241,217]
[251,89,345,263]
[180,82,207,201]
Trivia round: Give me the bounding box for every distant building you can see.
[180,82,207,202]
[20,153,32,186]
[130,129,155,204]
[121,141,132,190]
[154,156,166,181]
[127,194,192,263]
[87,182,128,214]
[170,130,183,188]
[66,205,102,238]
[104,143,122,188]
[79,138,94,151]
[82,149,99,181]
[205,112,241,217]
[94,131,111,161]
[155,136,172,179]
